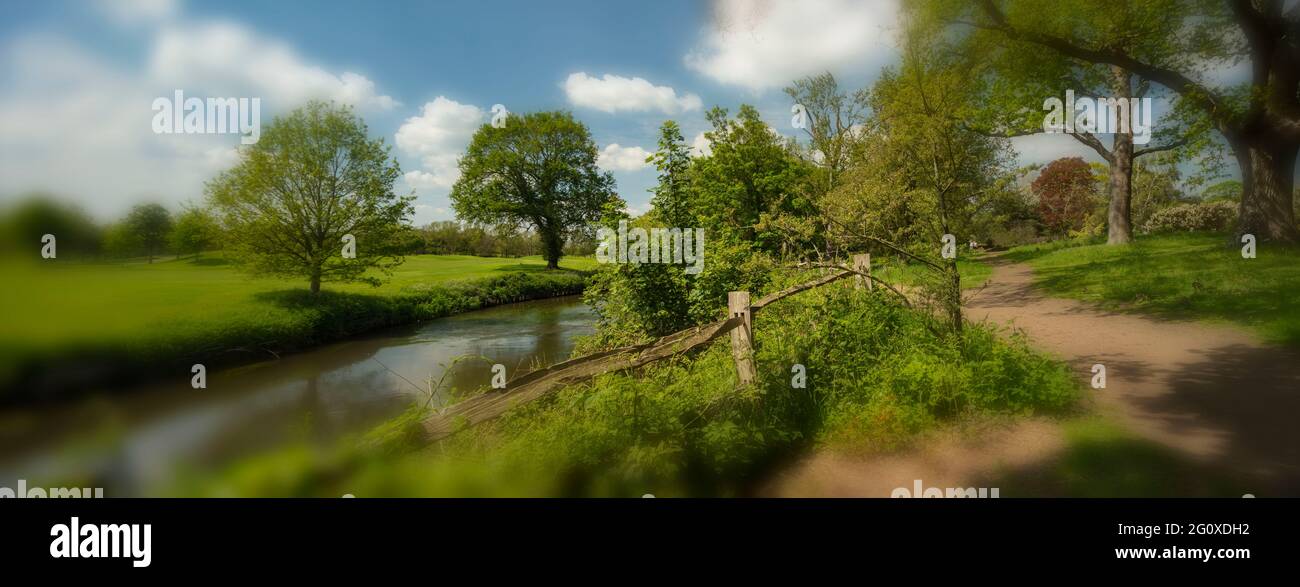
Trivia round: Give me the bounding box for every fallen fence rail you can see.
[418,255,887,443]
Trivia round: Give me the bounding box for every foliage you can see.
[1141,201,1236,234]
[168,206,222,258]
[123,203,173,263]
[451,111,620,269]
[417,220,542,257]
[0,196,102,258]
[206,101,413,293]
[690,105,813,254]
[1032,157,1099,236]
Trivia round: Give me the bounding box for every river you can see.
[0,296,595,496]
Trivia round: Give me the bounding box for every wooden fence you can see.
[419,254,885,443]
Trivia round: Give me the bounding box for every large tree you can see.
[451,111,618,269]
[937,0,1300,243]
[124,203,172,263]
[206,101,413,294]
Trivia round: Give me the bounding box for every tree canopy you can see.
[206,101,413,293]
[451,110,620,269]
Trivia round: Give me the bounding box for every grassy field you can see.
[0,253,595,399]
[1004,233,1300,346]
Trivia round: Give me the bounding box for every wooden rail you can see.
[418,261,887,443]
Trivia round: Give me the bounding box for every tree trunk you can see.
[1236,137,1299,243]
[1106,134,1134,244]
[1106,66,1134,245]
[540,223,563,270]
[310,271,321,294]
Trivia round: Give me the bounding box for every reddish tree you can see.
[1032,157,1097,237]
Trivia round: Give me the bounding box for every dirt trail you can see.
[764,254,1300,496]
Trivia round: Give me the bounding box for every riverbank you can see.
[184,269,1081,497]
[0,254,594,404]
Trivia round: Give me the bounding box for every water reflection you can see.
[0,296,594,495]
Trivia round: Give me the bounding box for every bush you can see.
[1141,201,1236,234]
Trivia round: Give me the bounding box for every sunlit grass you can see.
[1005,233,1300,346]
[0,252,595,397]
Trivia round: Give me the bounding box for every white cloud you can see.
[150,21,397,111]
[394,97,486,191]
[563,72,702,114]
[0,9,399,220]
[685,0,898,91]
[690,131,712,157]
[597,143,651,171]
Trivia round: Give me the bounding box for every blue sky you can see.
[2,0,1191,225]
[0,0,906,223]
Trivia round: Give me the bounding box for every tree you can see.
[124,203,172,263]
[824,33,1014,333]
[451,111,619,269]
[691,105,810,253]
[169,206,221,258]
[1033,157,1099,236]
[646,120,695,228]
[0,195,102,257]
[207,101,413,294]
[946,0,1300,243]
[783,72,869,193]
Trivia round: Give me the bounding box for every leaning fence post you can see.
[853,254,873,291]
[727,291,755,385]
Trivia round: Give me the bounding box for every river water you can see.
[0,296,595,495]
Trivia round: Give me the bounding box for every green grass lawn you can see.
[0,253,595,398]
[873,257,993,290]
[1005,233,1300,346]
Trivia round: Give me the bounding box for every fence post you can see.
[853,254,872,291]
[727,291,755,385]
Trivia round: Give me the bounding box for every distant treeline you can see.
[0,195,598,261]
[414,220,598,258]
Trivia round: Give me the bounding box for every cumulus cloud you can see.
[0,10,398,219]
[564,72,702,114]
[394,97,486,191]
[685,0,898,91]
[150,21,397,110]
[597,144,652,171]
[690,131,712,157]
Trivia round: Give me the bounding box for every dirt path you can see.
[764,254,1300,496]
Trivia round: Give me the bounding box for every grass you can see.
[983,417,1247,497]
[0,253,596,400]
[184,273,1080,497]
[1004,232,1300,346]
[874,257,993,290]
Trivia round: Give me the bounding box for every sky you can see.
[0,0,1162,225]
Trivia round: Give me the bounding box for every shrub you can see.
[1141,201,1236,234]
